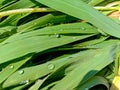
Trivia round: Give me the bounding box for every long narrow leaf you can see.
[36,0,120,38]
[77,76,109,90]
[0,22,97,64]
[51,45,119,90]
[0,55,32,84]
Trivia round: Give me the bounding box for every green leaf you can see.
[17,13,77,33]
[2,22,98,44]
[0,0,36,11]
[76,76,109,90]
[0,55,32,84]
[2,53,72,88]
[0,26,17,39]
[0,22,97,64]
[0,13,30,26]
[28,77,48,90]
[88,0,105,6]
[36,0,120,38]
[50,45,118,90]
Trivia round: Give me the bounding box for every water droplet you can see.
[73,37,76,39]
[82,27,86,30]
[9,65,14,69]
[18,70,24,74]
[48,63,55,70]
[55,33,60,38]
[25,80,29,85]
[20,80,29,85]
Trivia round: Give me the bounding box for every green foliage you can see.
[0,0,120,90]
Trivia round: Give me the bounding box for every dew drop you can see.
[18,70,24,75]
[20,80,29,85]
[9,65,14,69]
[55,33,60,38]
[48,63,55,70]
[25,80,29,85]
[82,27,86,30]
[73,37,76,39]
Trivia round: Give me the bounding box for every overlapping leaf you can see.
[36,0,120,38]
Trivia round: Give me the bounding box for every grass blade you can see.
[36,0,120,38]
[77,76,109,90]
[0,55,32,84]
[50,45,118,90]
[0,22,97,64]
